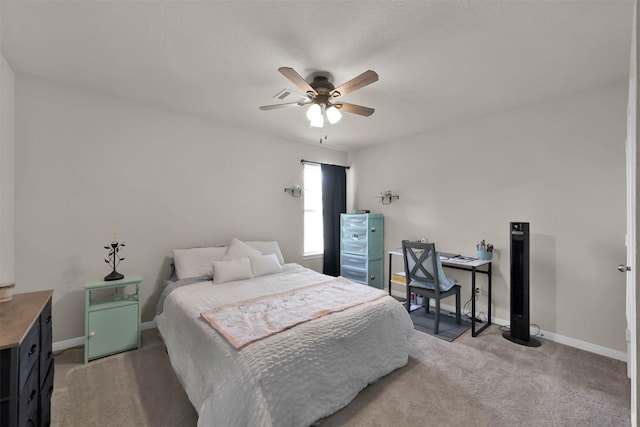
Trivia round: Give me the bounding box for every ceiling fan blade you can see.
[259,102,305,110]
[330,70,379,98]
[278,67,317,96]
[335,102,375,117]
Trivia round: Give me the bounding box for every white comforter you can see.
[156,264,414,427]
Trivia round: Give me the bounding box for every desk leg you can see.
[487,264,492,327]
[471,266,477,336]
[471,264,492,337]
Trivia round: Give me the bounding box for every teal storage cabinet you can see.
[340,213,384,288]
[84,274,142,363]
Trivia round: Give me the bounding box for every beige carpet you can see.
[52,327,630,426]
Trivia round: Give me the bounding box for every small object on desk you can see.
[439,252,460,260]
[476,239,494,260]
[452,256,476,263]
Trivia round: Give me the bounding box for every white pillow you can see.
[213,257,253,284]
[223,238,261,260]
[173,246,227,280]
[245,241,285,266]
[250,253,283,277]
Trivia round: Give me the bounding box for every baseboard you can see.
[391,289,628,362]
[58,308,627,362]
[52,320,158,352]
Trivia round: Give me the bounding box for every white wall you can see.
[0,52,15,284]
[350,82,628,352]
[14,75,347,342]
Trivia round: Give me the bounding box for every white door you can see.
[626,75,637,426]
[627,5,638,424]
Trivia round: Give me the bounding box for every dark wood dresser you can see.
[0,290,54,426]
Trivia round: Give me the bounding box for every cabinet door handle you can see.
[46,315,52,324]
[89,331,96,337]
[352,233,359,239]
[371,227,377,233]
[370,275,376,281]
[28,344,37,356]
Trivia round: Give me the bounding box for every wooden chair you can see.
[402,240,461,335]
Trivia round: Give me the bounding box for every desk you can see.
[388,250,492,337]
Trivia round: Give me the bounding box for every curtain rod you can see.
[300,159,350,170]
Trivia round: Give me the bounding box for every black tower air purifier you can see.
[503,222,541,347]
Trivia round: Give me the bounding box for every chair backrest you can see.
[402,240,441,293]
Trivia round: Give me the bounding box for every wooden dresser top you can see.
[0,290,53,350]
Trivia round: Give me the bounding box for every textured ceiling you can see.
[0,1,634,150]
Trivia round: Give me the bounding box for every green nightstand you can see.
[84,274,142,363]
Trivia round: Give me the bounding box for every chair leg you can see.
[456,291,461,325]
[406,287,411,313]
[434,298,440,335]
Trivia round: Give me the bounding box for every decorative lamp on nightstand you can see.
[104,232,125,281]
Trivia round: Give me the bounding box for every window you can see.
[303,163,323,256]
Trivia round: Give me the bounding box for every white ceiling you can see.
[0,1,634,151]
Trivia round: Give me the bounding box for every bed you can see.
[155,239,414,426]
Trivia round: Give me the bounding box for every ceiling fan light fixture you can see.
[326,105,342,124]
[309,114,324,128]
[306,103,322,121]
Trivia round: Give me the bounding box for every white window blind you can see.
[303,163,323,256]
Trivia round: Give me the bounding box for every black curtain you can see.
[321,164,347,276]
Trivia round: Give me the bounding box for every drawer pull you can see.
[89,331,96,337]
[28,344,37,356]
[371,227,377,233]
[370,275,376,281]
[28,389,37,404]
[352,233,359,239]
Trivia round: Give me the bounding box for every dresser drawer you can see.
[18,364,39,426]
[341,240,367,254]
[18,318,40,394]
[342,215,368,228]
[39,301,53,382]
[341,266,368,284]
[341,253,367,270]
[341,227,368,243]
[39,364,54,427]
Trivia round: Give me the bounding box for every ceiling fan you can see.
[259,67,378,128]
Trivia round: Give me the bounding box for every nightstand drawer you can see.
[87,303,139,360]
